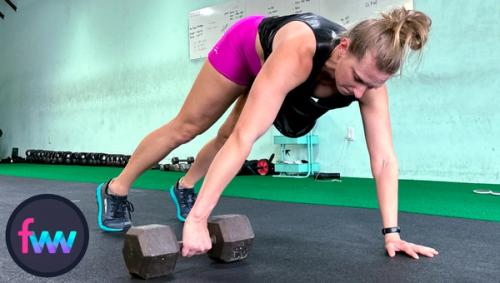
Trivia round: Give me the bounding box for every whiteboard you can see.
[189,0,246,60]
[189,0,413,60]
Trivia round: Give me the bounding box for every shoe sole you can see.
[169,185,186,222]
[96,183,125,232]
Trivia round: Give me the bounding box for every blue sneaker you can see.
[96,180,134,232]
[169,180,196,222]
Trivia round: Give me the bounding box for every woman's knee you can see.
[214,126,232,147]
[165,119,205,145]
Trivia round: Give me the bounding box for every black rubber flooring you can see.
[1,175,499,282]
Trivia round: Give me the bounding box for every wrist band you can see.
[381,226,401,235]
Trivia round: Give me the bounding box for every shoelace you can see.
[113,199,135,220]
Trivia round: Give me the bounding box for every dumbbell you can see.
[78,152,88,165]
[38,151,46,163]
[43,151,51,163]
[32,150,40,162]
[51,151,59,164]
[36,150,44,162]
[110,154,119,166]
[86,153,96,165]
[40,151,47,163]
[171,156,195,165]
[178,163,190,172]
[53,151,62,164]
[123,214,254,280]
[25,150,33,162]
[46,151,53,163]
[63,152,72,164]
[99,153,109,166]
[93,153,103,165]
[107,154,116,166]
[117,154,129,166]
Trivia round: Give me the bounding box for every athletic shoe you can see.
[169,179,196,222]
[96,180,134,232]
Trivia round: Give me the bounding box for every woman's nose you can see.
[353,86,367,99]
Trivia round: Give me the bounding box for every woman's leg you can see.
[109,62,247,195]
[180,94,248,188]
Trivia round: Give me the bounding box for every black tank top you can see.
[258,13,357,137]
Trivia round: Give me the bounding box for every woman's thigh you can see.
[173,61,248,135]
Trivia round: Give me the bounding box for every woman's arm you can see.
[189,25,316,221]
[359,85,399,230]
[359,87,438,259]
[181,24,317,257]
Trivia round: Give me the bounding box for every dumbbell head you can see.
[101,154,109,165]
[70,153,78,164]
[123,224,180,279]
[64,152,72,164]
[207,214,254,262]
[79,153,87,164]
[171,157,179,164]
[186,156,195,164]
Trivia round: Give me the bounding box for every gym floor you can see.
[1,165,500,282]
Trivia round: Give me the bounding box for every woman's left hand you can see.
[384,233,439,259]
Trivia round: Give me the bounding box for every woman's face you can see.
[333,38,392,99]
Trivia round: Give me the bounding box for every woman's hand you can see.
[384,233,439,259]
[181,216,211,257]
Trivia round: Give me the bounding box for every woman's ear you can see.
[338,37,351,56]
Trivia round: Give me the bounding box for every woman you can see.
[96,8,438,260]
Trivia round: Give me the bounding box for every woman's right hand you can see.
[181,216,212,257]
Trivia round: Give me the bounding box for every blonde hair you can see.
[345,7,432,74]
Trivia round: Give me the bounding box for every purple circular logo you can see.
[5,194,89,277]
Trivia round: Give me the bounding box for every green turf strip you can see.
[1,164,499,222]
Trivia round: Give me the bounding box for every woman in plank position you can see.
[96,7,438,259]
